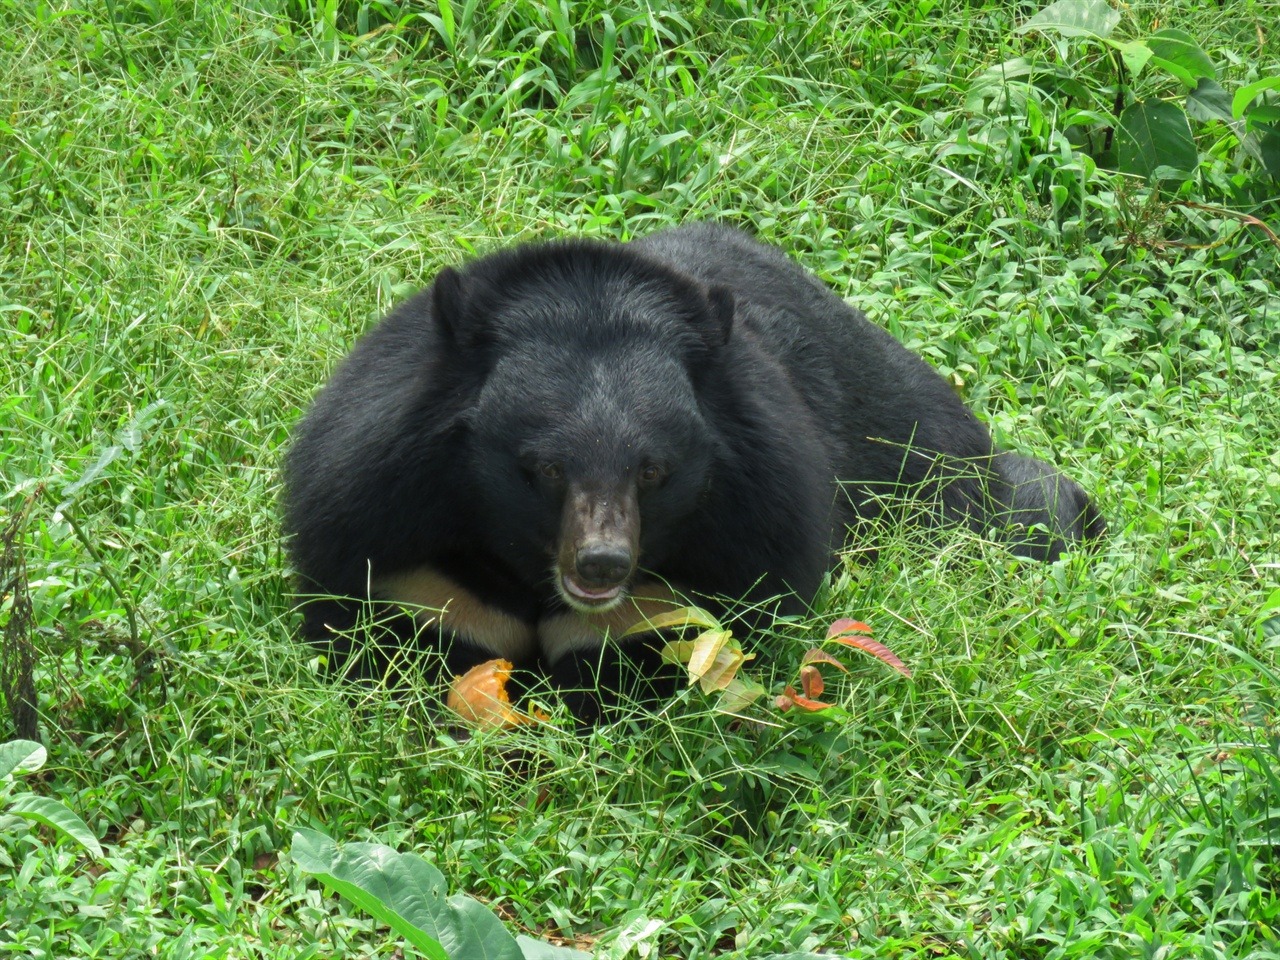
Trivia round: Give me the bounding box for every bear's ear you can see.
[432,266,472,344]
[698,284,735,348]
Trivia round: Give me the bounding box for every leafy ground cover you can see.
[2,1,1278,957]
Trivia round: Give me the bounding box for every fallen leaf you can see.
[446,659,544,730]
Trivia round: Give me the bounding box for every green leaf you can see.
[1015,0,1120,39]
[7,794,104,858]
[0,739,45,779]
[1115,99,1197,181]
[965,57,1093,112]
[1186,78,1234,125]
[1232,76,1280,120]
[1259,588,1280,616]
[292,829,581,960]
[514,935,594,959]
[1145,28,1215,87]
[1260,130,1280,178]
[1247,105,1280,126]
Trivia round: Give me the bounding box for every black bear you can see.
[283,223,1102,721]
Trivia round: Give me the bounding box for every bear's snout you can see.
[574,543,633,587]
[556,482,641,610]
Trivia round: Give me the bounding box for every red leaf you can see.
[799,664,825,699]
[826,618,873,640]
[791,692,834,711]
[775,684,833,712]
[801,648,849,672]
[828,634,912,678]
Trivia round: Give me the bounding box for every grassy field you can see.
[2,1,1279,957]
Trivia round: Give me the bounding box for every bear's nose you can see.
[575,544,633,586]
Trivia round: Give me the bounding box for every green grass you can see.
[2,0,1279,957]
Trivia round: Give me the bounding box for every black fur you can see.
[282,223,1102,720]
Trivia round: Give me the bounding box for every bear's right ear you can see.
[432,266,471,344]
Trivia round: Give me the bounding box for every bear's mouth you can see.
[559,573,627,611]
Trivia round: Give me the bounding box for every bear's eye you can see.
[537,461,564,482]
[638,463,667,487]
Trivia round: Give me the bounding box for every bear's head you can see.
[432,241,734,610]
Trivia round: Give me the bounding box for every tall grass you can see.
[2,1,1278,956]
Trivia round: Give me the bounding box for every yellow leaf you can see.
[659,639,697,666]
[717,676,768,712]
[687,629,754,693]
[618,605,722,639]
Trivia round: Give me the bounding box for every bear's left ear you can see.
[432,266,488,347]
[697,285,735,348]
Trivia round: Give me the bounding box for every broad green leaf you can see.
[611,914,664,958]
[62,444,122,498]
[7,794,104,858]
[0,739,45,779]
[292,828,523,960]
[1145,28,1215,87]
[1232,76,1280,120]
[1186,78,1234,125]
[1261,588,1280,616]
[1115,99,1197,181]
[1015,0,1120,39]
[436,0,456,50]
[1114,40,1153,80]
